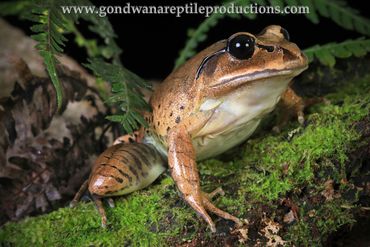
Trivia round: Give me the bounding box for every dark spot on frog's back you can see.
[175,116,181,124]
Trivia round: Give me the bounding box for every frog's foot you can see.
[92,195,108,228]
[168,122,242,233]
[70,179,89,208]
[202,189,243,227]
[106,198,115,208]
[112,129,144,145]
[274,87,325,132]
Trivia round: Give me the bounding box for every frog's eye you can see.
[227,34,255,60]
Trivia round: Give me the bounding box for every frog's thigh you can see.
[88,143,166,227]
[89,143,165,197]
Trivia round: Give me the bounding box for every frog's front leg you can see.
[279,86,305,125]
[168,121,241,232]
[274,86,325,132]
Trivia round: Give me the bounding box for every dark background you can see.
[5,1,370,79]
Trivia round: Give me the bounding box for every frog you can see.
[71,25,309,233]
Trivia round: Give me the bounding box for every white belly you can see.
[193,118,260,160]
[193,77,291,160]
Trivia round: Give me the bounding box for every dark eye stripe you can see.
[196,48,226,80]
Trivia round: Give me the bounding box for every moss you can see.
[286,199,356,246]
[0,177,196,247]
[0,76,369,246]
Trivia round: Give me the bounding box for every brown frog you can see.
[72,25,308,232]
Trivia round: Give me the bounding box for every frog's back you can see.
[148,41,227,139]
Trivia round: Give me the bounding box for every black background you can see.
[5,1,370,79]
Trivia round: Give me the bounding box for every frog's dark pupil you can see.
[227,34,255,60]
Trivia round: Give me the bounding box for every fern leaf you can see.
[304,38,370,67]
[175,0,370,68]
[67,0,122,62]
[40,51,64,107]
[300,0,320,23]
[85,58,151,133]
[309,0,370,36]
[1,0,78,110]
[0,1,32,18]
[28,3,71,110]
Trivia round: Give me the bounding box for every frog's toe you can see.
[69,200,77,208]
[201,194,242,227]
[205,187,225,200]
[101,216,107,228]
[297,110,305,125]
[70,179,89,208]
[107,198,115,208]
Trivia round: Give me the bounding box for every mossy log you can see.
[1,60,369,246]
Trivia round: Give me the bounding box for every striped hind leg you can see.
[88,143,166,227]
[92,195,108,228]
[70,179,89,208]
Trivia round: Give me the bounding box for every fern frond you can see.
[304,38,370,67]
[28,2,71,110]
[78,9,122,63]
[175,0,370,68]
[85,58,151,133]
[308,0,370,36]
[47,0,122,63]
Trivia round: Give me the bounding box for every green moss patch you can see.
[1,76,369,246]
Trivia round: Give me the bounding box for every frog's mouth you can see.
[211,65,308,89]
